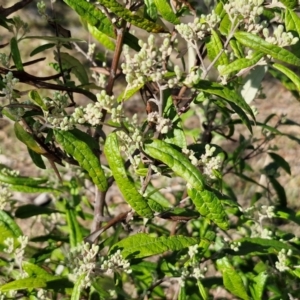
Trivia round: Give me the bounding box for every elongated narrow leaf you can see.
[97,0,165,33]
[63,0,115,38]
[206,29,229,67]
[232,237,300,256]
[195,80,255,120]
[28,147,46,169]
[29,90,48,111]
[22,262,57,281]
[187,188,229,230]
[268,152,291,175]
[143,139,205,191]
[104,133,153,218]
[54,130,108,192]
[110,233,199,258]
[0,172,47,186]
[15,204,60,219]
[117,82,144,102]
[55,52,89,85]
[30,43,56,56]
[153,0,180,24]
[65,202,83,248]
[217,257,250,300]
[0,278,46,292]
[14,122,47,155]
[281,0,297,8]
[87,24,115,51]
[285,9,300,34]
[234,31,300,66]
[10,37,23,71]
[0,210,22,247]
[9,185,58,194]
[163,95,186,149]
[219,52,264,76]
[272,63,300,91]
[71,274,84,300]
[249,272,267,300]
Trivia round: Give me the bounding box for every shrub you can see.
[1,0,300,299]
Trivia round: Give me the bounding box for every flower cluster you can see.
[4,235,28,276]
[47,90,119,130]
[224,0,265,34]
[263,25,299,47]
[67,242,99,288]
[147,111,172,134]
[183,144,221,179]
[121,35,175,87]
[0,184,12,210]
[275,249,292,272]
[117,114,143,150]
[178,245,207,287]
[100,250,132,275]
[176,11,220,42]
[0,53,9,68]
[2,72,19,103]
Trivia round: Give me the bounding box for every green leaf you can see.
[219,13,231,36]
[0,210,22,247]
[30,43,56,56]
[195,80,255,121]
[163,95,186,149]
[0,171,47,186]
[249,272,267,300]
[110,233,199,258]
[280,0,297,8]
[206,29,229,67]
[272,63,300,91]
[285,9,300,58]
[227,101,252,133]
[145,0,158,21]
[268,176,287,207]
[285,9,300,34]
[153,0,180,24]
[229,39,244,58]
[217,257,250,300]
[63,0,115,38]
[65,201,83,248]
[104,133,153,218]
[14,122,47,155]
[15,204,60,219]
[28,147,46,169]
[117,82,144,102]
[187,188,229,230]
[29,90,48,111]
[10,37,23,71]
[97,0,165,33]
[268,152,291,175]
[269,67,299,98]
[87,24,115,51]
[22,262,57,281]
[234,31,300,66]
[0,278,46,292]
[71,274,84,300]
[233,237,300,256]
[55,52,89,85]
[143,139,205,191]
[219,52,264,76]
[9,185,58,194]
[54,130,108,192]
